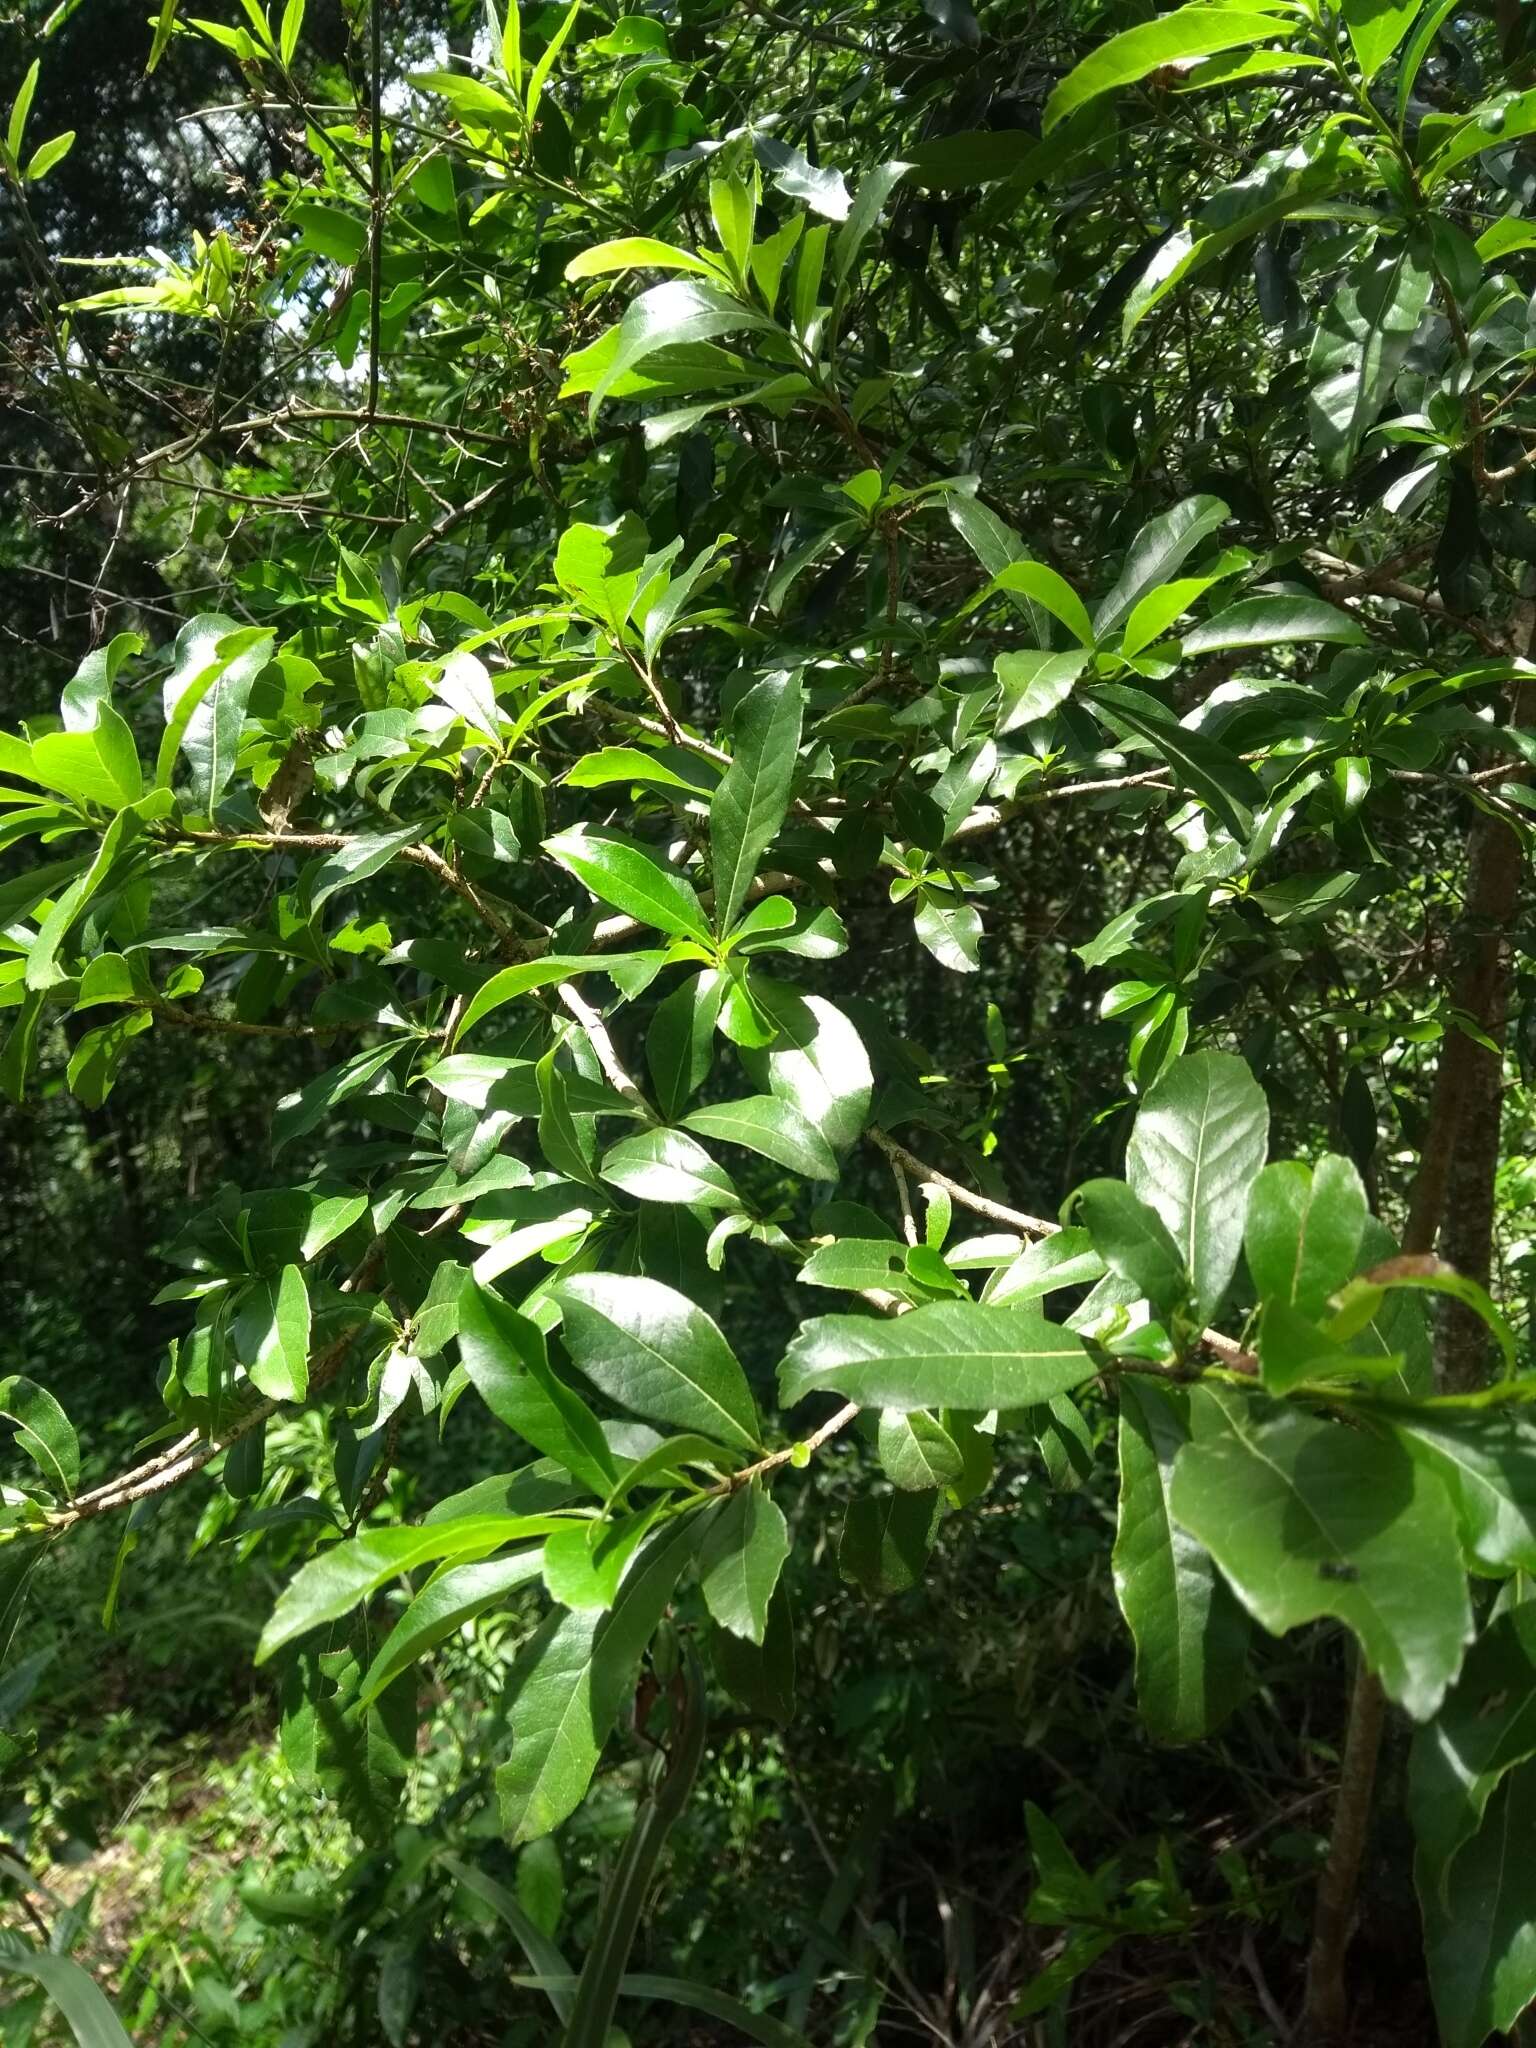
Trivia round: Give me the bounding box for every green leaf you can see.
[1125,1051,1270,1324]
[360,1549,546,1703]
[682,1094,838,1180]
[30,709,143,811]
[1423,86,1536,187]
[1071,1178,1189,1317]
[779,1301,1091,1412]
[157,618,272,811]
[455,956,649,1043]
[1044,6,1288,131]
[565,746,710,794]
[1343,0,1419,77]
[25,811,138,993]
[1308,240,1435,477]
[542,1512,659,1611]
[458,1282,619,1497]
[586,279,780,422]
[710,669,803,935]
[646,969,721,1120]
[564,237,722,282]
[1257,1300,1378,1396]
[0,1374,80,1496]
[611,1974,811,2048]
[1114,1382,1249,1743]
[544,825,711,943]
[599,1126,741,1210]
[1333,1258,1516,1377]
[524,0,581,122]
[1244,1154,1368,1320]
[8,59,39,161]
[906,128,1046,190]
[1091,683,1262,840]
[986,1229,1107,1303]
[995,649,1087,732]
[271,1038,404,1150]
[1181,594,1368,655]
[914,894,983,973]
[990,561,1094,647]
[557,1272,760,1449]
[240,1262,311,1401]
[25,129,74,179]
[1396,0,1462,122]
[1388,1411,1536,1575]
[309,826,422,912]
[442,1855,574,2024]
[1169,1397,1472,1719]
[699,1482,790,1642]
[877,1407,964,1491]
[497,1512,703,1840]
[535,1046,602,1190]
[832,160,910,289]
[1411,1605,1536,1906]
[1092,495,1230,644]
[0,1933,135,2048]
[1420,1754,1536,2048]
[258,1514,569,1661]
[840,1488,941,1595]
[750,984,873,1153]
[711,1582,796,1723]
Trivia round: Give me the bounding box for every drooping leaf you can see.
[1169,1396,1472,1720]
[1113,1381,1250,1744]
[1410,1604,1536,1903]
[360,1549,546,1703]
[457,1282,620,1497]
[258,1515,571,1661]
[497,1510,705,1840]
[840,1488,942,1595]
[1419,1754,1536,2048]
[1092,495,1230,643]
[698,1482,790,1643]
[0,1934,135,2048]
[1387,1410,1536,1576]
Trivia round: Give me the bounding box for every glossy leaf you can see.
[1044,8,1288,132]
[497,1511,704,1840]
[698,1482,790,1642]
[1114,1381,1249,1743]
[1125,1051,1270,1324]
[682,1094,838,1179]
[556,1272,761,1449]
[1170,1397,1472,1719]
[1244,1154,1368,1320]
[599,1126,742,1210]
[779,1301,1091,1413]
[457,1282,620,1497]
[710,669,803,936]
[544,825,712,943]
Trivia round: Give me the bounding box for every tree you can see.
[7,0,1536,2040]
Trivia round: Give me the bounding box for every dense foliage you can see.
[12,0,1536,2040]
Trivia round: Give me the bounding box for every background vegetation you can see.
[8,0,1536,2042]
